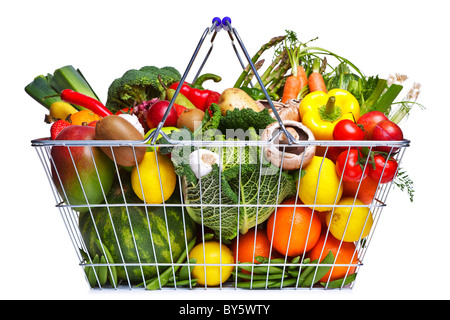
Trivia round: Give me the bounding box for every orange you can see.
[68,110,101,125]
[266,197,322,257]
[231,228,272,265]
[308,231,358,283]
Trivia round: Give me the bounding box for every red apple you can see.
[146,100,178,129]
[371,120,404,153]
[356,111,389,140]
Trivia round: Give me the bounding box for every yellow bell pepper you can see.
[299,89,360,140]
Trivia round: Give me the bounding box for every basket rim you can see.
[30,136,411,148]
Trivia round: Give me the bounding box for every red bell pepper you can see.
[169,82,220,112]
[168,73,221,112]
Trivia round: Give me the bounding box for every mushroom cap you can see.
[255,100,300,122]
[261,120,316,170]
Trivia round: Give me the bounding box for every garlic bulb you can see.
[189,149,222,179]
[118,113,145,137]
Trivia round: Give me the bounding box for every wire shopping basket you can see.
[31,18,410,290]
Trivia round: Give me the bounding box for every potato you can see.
[95,115,146,167]
[217,88,262,116]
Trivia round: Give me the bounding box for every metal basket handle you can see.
[148,17,295,145]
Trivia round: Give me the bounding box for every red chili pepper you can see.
[60,89,112,117]
[169,82,219,112]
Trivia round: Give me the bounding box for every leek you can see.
[25,65,100,111]
[24,74,62,109]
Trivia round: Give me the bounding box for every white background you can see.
[1,0,449,300]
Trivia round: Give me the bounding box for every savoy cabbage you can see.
[168,128,297,240]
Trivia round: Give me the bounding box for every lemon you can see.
[189,241,234,286]
[326,197,374,242]
[49,101,78,120]
[297,156,343,211]
[131,151,176,204]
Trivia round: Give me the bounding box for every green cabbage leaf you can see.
[169,128,297,240]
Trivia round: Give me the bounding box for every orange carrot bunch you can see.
[281,42,309,103]
[308,58,327,93]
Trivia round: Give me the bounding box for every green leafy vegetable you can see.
[182,162,297,240]
[171,127,297,240]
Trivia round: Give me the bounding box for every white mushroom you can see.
[189,149,222,179]
[261,120,316,170]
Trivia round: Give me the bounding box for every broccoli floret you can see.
[218,107,276,133]
[105,66,181,113]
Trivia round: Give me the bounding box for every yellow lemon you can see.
[297,156,343,211]
[326,197,374,242]
[49,101,78,120]
[131,151,176,204]
[189,241,234,286]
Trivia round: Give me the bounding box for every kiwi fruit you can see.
[95,115,146,167]
[177,108,205,132]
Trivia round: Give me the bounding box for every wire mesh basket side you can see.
[32,138,408,290]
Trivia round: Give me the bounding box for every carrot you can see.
[281,75,301,103]
[281,41,303,103]
[297,65,308,89]
[308,58,327,93]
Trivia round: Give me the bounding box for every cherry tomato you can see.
[335,148,369,182]
[333,119,365,141]
[368,154,398,183]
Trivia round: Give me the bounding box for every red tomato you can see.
[368,154,398,183]
[333,119,365,141]
[335,148,369,182]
